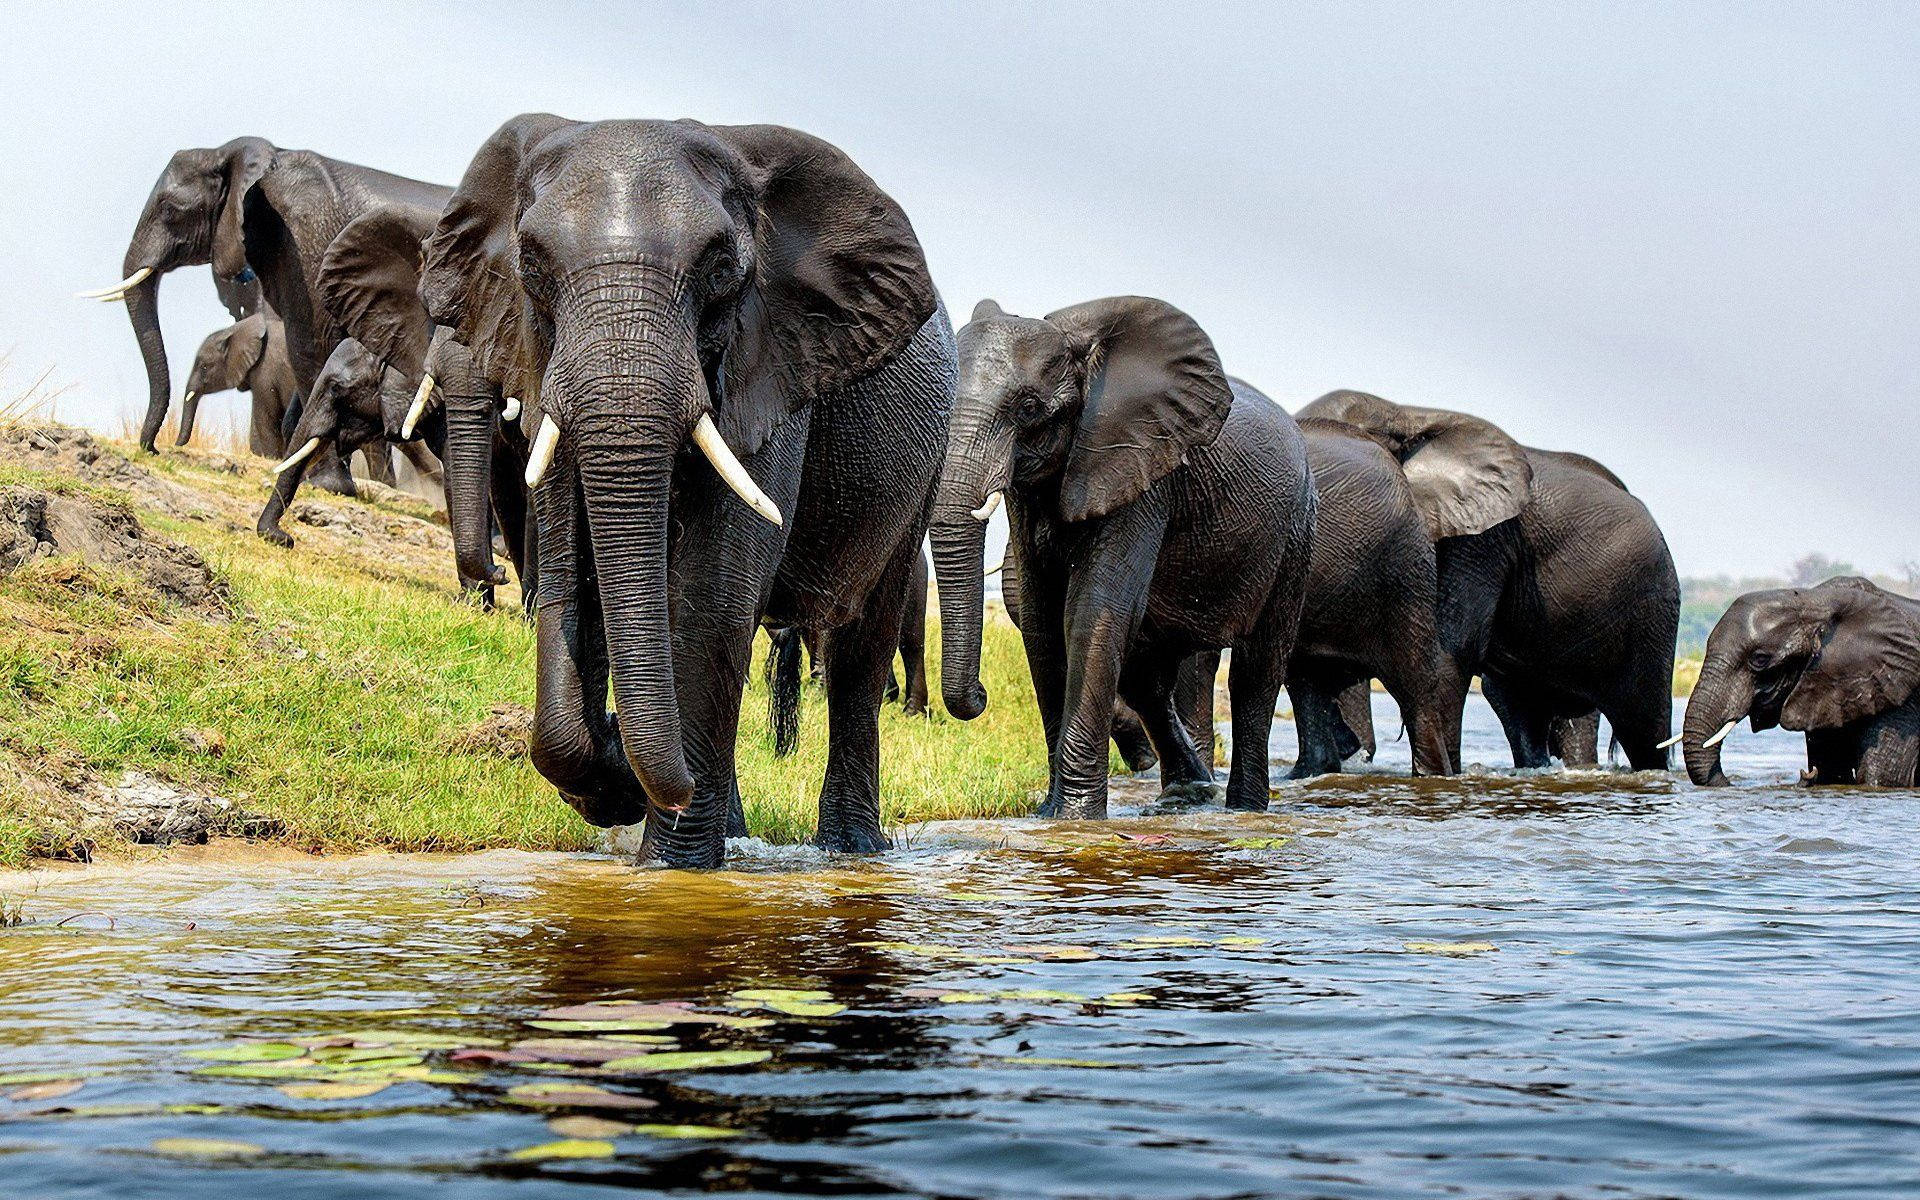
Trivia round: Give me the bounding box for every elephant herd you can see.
[84,117,1918,865]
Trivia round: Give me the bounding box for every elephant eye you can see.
[1750,650,1774,671]
[702,246,745,299]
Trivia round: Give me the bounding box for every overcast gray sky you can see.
[1,1,1913,577]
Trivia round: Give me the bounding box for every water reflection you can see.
[0,700,1915,1197]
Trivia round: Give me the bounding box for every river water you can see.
[3,698,1916,1199]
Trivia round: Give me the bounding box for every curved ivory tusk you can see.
[524,417,560,489]
[971,491,1003,522]
[272,437,321,475]
[401,374,434,439]
[77,266,152,300]
[985,559,1004,577]
[692,414,782,527]
[1654,732,1683,750]
[502,396,521,423]
[181,390,197,408]
[1701,719,1739,749]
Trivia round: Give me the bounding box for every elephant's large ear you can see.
[223,313,268,382]
[1045,296,1232,522]
[212,137,274,281]
[319,203,439,373]
[1298,390,1531,539]
[712,123,937,455]
[1781,579,1920,730]
[421,114,576,391]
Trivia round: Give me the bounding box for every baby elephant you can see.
[181,312,298,458]
[931,296,1316,817]
[1682,576,1919,786]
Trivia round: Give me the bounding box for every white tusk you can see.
[502,397,521,423]
[524,417,560,489]
[76,266,152,300]
[402,374,434,439]
[971,491,1003,522]
[181,390,197,408]
[1701,719,1739,749]
[985,560,1004,577]
[272,438,321,475]
[1655,732,1683,750]
[692,414,782,527]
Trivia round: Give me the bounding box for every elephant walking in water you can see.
[1296,392,1679,773]
[421,115,953,866]
[931,297,1316,818]
[1680,577,1919,786]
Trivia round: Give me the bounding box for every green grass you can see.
[0,434,1049,867]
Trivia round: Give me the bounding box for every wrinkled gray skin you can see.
[932,297,1316,817]
[1683,577,1920,787]
[421,116,952,866]
[262,337,437,546]
[1296,392,1679,772]
[114,136,448,493]
[998,552,1159,773]
[181,312,297,458]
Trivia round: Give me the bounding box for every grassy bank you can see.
[0,430,1047,867]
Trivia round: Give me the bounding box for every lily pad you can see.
[1403,941,1497,955]
[1100,992,1157,1005]
[509,1138,615,1161]
[1017,945,1100,961]
[185,1043,306,1063]
[601,1050,772,1073]
[151,1137,266,1158]
[993,1056,1123,1069]
[7,1079,83,1102]
[505,1083,657,1111]
[515,1038,669,1064]
[35,1103,163,1119]
[547,1115,635,1139]
[278,1080,391,1101]
[1126,935,1208,947]
[524,1019,674,1033]
[1225,836,1290,850]
[194,1059,323,1079]
[162,1104,229,1115]
[731,988,832,1004]
[1215,936,1267,946]
[631,1123,741,1139]
[0,1071,96,1087]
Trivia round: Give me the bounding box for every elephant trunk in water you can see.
[1681,657,1753,787]
[124,269,172,453]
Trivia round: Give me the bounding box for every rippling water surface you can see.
[3,698,1917,1199]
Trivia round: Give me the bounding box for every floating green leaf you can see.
[601,1050,771,1073]
[193,1059,323,1079]
[1125,935,1207,947]
[1225,836,1290,850]
[151,1137,266,1158]
[524,1019,673,1033]
[38,1103,163,1119]
[1100,992,1157,1005]
[278,1080,391,1101]
[1403,941,1497,955]
[162,1103,229,1115]
[547,1115,635,1139]
[992,1056,1124,1069]
[0,1071,93,1086]
[508,1138,615,1161]
[185,1043,306,1063]
[7,1079,83,1102]
[505,1083,657,1111]
[631,1123,741,1139]
[1215,936,1267,947]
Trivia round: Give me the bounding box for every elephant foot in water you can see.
[814,812,889,855]
[1155,778,1221,809]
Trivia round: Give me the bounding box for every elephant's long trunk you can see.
[125,272,171,453]
[440,383,504,596]
[931,511,990,720]
[1682,659,1752,786]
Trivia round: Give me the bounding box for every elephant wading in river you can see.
[1296,391,1679,771]
[1681,577,1920,787]
[91,136,451,494]
[931,297,1315,818]
[181,312,298,458]
[420,115,953,866]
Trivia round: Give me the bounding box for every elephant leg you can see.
[815,539,922,854]
[1602,664,1677,773]
[1050,508,1166,820]
[1174,649,1220,772]
[1483,672,1553,769]
[1383,670,1455,777]
[1225,628,1290,812]
[1109,700,1160,773]
[1334,680,1376,763]
[1287,677,1349,779]
[490,438,530,592]
[1015,558,1070,805]
[726,779,749,840]
[255,458,304,548]
[1549,713,1601,767]
[358,437,397,487]
[398,438,445,490]
[1854,700,1920,787]
[1118,651,1212,801]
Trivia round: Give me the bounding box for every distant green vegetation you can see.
[1677,555,1916,658]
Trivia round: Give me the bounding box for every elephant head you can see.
[1295,390,1532,541]
[419,114,935,825]
[180,313,272,445]
[276,337,397,476]
[929,296,1233,720]
[86,138,277,453]
[1681,578,1920,786]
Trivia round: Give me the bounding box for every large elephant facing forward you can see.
[931,297,1316,818]
[1297,392,1679,771]
[421,115,953,866]
[1681,577,1920,787]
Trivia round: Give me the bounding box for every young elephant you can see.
[932,297,1316,817]
[181,311,298,458]
[1681,577,1919,787]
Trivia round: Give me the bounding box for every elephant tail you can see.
[766,627,804,758]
